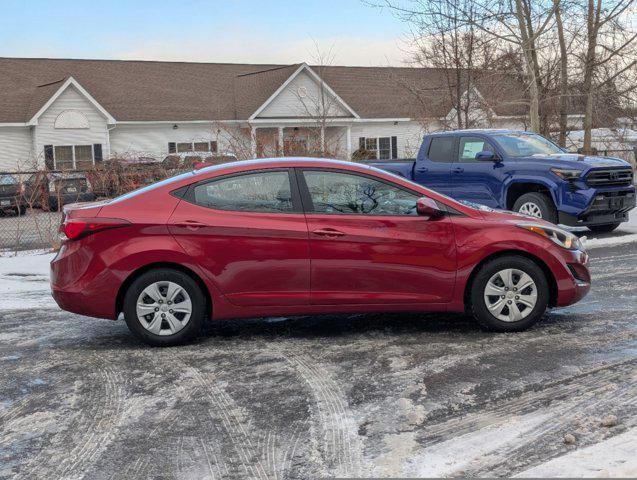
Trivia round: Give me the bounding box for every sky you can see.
[0,0,413,66]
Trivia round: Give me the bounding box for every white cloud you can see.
[114,34,413,66]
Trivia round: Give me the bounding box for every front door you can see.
[451,135,503,207]
[169,169,310,306]
[298,169,457,305]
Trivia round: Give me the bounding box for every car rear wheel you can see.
[123,268,206,346]
[513,192,558,224]
[588,222,621,233]
[469,255,549,332]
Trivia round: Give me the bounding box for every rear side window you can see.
[458,136,495,162]
[427,137,455,163]
[193,171,294,213]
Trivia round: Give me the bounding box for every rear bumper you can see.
[50,242,120,319]
[0,196,23,211]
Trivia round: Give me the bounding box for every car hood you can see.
[516,153,631,169]
[460,200,555,226]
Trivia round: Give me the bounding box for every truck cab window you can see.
[428,137,455,163]
[458,137,495,162]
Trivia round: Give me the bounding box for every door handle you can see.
[174,220,207,230]
[416,167,429,173]
[452,167,465,173]
[312,228,345,237]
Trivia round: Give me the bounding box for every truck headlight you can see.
[550,168,582,180]
[517,222,583,250]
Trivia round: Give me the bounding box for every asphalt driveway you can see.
[1,242,636,478]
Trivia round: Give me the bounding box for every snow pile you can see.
[0,250,57,310]
[515,428,637,477]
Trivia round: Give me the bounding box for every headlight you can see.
[517,222,583,250]
[550,168,582,180]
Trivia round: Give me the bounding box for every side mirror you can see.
[475,150,499,162]
[416,197,445,219]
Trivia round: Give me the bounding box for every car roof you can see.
[430,129,534,136]
[191,157,378,177]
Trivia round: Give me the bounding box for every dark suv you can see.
[0,174,26,216]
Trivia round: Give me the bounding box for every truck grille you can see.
[585,168,633,187]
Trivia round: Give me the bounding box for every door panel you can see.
[415,136,455,195]
[168,170,310,306]
[306,214,457,304]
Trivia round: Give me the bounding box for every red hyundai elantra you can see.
[51,158,590,346]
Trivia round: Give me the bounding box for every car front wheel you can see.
[469,255,549,332]
[123,268,206,346]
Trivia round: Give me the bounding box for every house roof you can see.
[0,57,528,123]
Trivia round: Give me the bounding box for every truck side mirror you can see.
[416,197,445,219]
[475,150,499,162]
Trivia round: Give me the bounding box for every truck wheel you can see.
[513,192,558,224]
[469,255,549,332]
[588,223,621,233]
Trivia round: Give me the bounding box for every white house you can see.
[0,58,529,172]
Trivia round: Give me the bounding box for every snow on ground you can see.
[571,212,637,250]
[515,428,637,478]
[0,249,56,310]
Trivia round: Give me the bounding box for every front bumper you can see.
[554,248,591,307]
[558,185,635,226]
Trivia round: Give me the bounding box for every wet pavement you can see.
[1,242,636,478]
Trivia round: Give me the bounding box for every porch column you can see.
[250,126,257,159]
[278,127,284,156]
[346,125,352,160]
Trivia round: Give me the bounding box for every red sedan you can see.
[51,158,590,346]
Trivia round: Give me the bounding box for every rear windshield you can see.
[108,170,197,204]
[0,175,17,185]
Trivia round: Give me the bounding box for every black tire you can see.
[469,255,549,332]
[513,192,558,224]
[588,222,621,233]
[123,268,207,346]
[17,205,26,216]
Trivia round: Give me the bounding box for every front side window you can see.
[427,137,455,163]
[303,170,419,215]
[193,171,293,213]
[458,136,495,162]
[492,133,564,157]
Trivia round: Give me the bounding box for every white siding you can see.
[35,85,110,163]
[351,121,427,158]
[110,123,238,159]
[0,127,34,171]
[258,71,352,119]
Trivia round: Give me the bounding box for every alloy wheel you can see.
[518,202,543,218]
[483,268,538,322]
[136,281,192,336]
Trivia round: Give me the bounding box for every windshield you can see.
[492,133,564,157]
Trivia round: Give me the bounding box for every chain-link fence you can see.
[1,160,194,252]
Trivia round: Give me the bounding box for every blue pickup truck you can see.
[368,129,636,232]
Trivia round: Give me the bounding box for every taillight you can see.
[61,218,131,241]
[19,183,25,195]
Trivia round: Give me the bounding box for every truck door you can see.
[451,135,503,208]
[414,136,454,196]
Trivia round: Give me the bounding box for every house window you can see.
[51,145,96,170]
[358,137,398,159]
[171,141,218,153]
[54,146,74,170]
[74,145,94,170]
